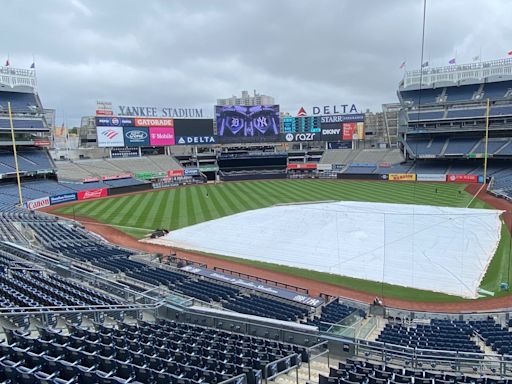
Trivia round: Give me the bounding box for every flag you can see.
[421,61,429,68]
[472,56,480,62]
[399,61,406,69]
[30,62,35,69]
[5,59,9,67]
[448,58,456,64]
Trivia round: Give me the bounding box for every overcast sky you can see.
[2,0,512,126]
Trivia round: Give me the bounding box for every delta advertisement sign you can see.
[297,104,359,116]
[77,188,108,201]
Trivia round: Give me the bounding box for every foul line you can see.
[466,183,487,208]
[71,218,152,232]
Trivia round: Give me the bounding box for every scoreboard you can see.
[282,116,321,134]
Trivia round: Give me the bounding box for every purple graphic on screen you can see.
[216,105,280,140]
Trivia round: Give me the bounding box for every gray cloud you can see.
[1,0,511,126]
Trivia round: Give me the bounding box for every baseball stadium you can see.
[3,13,512,384]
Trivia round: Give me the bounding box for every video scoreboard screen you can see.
[282,116,321,134]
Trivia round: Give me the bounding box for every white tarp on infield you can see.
[151,202,503,298]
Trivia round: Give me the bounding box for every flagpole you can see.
[483,98,490,183]
[8,102,23,207]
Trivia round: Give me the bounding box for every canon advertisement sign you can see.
[25,197,51,210]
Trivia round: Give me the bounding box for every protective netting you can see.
[152,202,503,298]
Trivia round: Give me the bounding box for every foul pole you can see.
[8,102,23,206]
[483,98,490,183]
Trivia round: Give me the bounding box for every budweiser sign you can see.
[77,188,108,200]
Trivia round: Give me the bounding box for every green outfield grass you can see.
[51,179,511,301]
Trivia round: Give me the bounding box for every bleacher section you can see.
[319,359,497,384]
[376,320,481,354]
[469,318,512,355]
[320,149,404,167]
[224,295,310,322]
[0,91,40,114]
[0,148,54,174]
[56,155,182,181]
[16,217,314,323]
[304,299,365,331]
[0,318,307,384]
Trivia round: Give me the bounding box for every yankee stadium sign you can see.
[118,105,204,118]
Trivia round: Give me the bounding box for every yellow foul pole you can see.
[8,102,23,206]
[483,98,490,184]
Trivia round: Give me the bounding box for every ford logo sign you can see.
[126,130,148,140]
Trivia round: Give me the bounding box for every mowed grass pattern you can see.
[53,179,511,301]
[55,180,477,232]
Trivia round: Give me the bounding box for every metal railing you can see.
[306,340,330,381]
[264,353,300,384]
[219,373,247,384]
[354,338,512,377]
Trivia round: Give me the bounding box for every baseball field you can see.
[51,179,512,302]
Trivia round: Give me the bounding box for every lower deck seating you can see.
[224,295,310,322]
[304,298,365,331]
[1,318,307,384]
[319,359,505,384]
[376,320,481,355]
[469,319,512,355]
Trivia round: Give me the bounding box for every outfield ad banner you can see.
[287,163,317,170]
[25,196,50,210]
[175,136,217,145]
[184,168,200,176]
[417,174,447,182]
[50,193,77,205]
[102,173,132,181]
[77,188,108,201]
[97,126,125,147]
[123,127,150,147]
[181,265,324,307]
[134,171,167,180]
[281,132,321,142]
[342,122,357,140]
[316,163,332,171]
[95,117,134,126]
[389,173,416,182]
[82,177,100,183]
[149,127,175,146]
[167,169,185,177]
[135,118,174,127]
[447,174,479,183]
[338,173,387,180]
